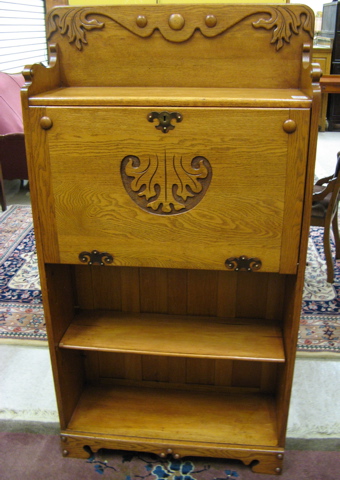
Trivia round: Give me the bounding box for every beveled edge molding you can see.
[46,5,313,51]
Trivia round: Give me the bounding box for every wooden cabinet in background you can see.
[320,1,340,130]
[313,44,332,131]
[22,4,320,475]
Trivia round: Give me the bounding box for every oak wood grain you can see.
[24,107,59,263]
[89,352,277,394]
[22,3,319,468]
[44,106,304,272]
[60,432,284,474]
[66,384,279,447]
[280,108,310,273]
[60,310,285,362]
[45,5,314,90]
[29,87,312,107]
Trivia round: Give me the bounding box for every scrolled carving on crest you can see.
[47,7,105,50]
[121,153,212,215]
[46,6,313,51]
[252,6,314,50]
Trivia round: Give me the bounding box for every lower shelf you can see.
[66,384,279,448]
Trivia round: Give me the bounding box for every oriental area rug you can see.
[0,205,339,356]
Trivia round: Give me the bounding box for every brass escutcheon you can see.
[147,111,182,133]
[78,250,113,266]
[225,256,262,272]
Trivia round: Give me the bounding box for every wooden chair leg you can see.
[332,208,340,259]
[0,164,7,211]
[324,224,334,283]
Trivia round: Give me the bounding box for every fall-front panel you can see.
[41,106,309,272]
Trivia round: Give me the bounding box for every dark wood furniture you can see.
[321,1,340,129]
[311,153,340,283]
[21,4,320,475]
[313,44,332,130]
[320,74,340,93]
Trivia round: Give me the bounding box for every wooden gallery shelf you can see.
[59,310,285,363]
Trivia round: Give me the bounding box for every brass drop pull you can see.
[225,256,262,272]
[78,250,113,266]
[148,111,183,133]
[40,116,53,130]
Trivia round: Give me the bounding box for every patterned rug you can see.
[0,205,44,345]
[299,226,340,356]
[0,205,339,355]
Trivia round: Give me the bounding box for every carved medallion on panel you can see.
[121,153,212,215]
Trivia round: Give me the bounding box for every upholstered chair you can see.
[0,72,28,211]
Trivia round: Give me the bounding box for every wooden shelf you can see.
[66,384,279,448]
[60,310,285,362]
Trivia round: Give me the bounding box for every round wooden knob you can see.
[173,453,181,460]
[169,14,185,30]
[205,15,217,28]
[166,448,173,454]
[160,452,166,458]
[283,119,296,133]
[40,116,53,130]
[136,15,147,28]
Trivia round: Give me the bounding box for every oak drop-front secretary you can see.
[21,4,320,475]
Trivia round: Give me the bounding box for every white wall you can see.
[290,0,327,15]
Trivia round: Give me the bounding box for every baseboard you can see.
[286,437,340,451]
[0,419,60,435]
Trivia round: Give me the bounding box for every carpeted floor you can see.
[0,205,339,354]
[0,432,339,480]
